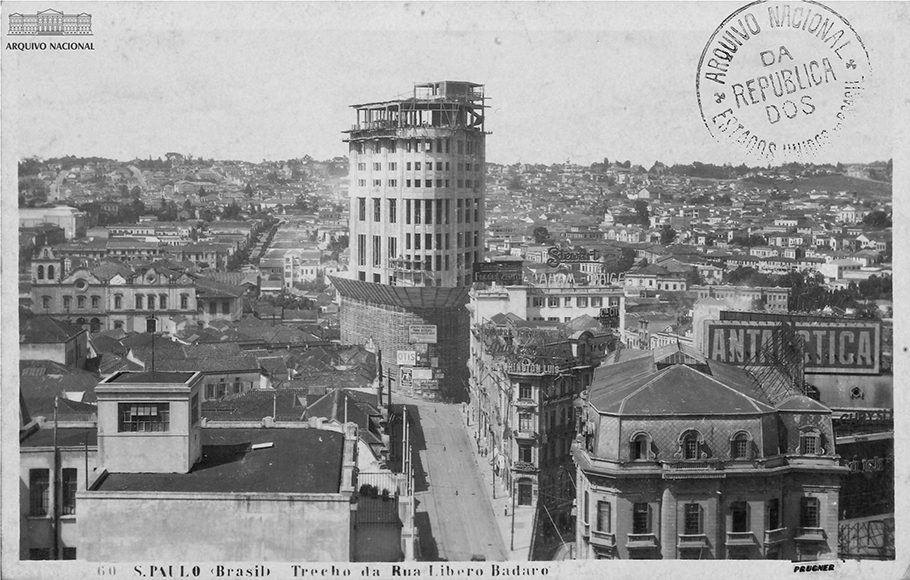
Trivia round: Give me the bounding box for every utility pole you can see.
[510,480,516,551]
[52,396,60,560]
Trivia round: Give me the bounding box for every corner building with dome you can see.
[572,345,844,560]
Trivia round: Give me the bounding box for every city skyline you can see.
[2,2,896,166]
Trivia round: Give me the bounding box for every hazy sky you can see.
[1,1,898,166]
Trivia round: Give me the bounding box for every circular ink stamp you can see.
[696,0,870,162]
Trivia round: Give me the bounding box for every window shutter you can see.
[647,504,654,533]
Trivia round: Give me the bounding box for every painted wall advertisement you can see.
[705,321,881,375]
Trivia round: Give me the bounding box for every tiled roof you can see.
[589,358,773,416]
[20,316,84,343]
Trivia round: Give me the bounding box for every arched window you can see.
[37,265,44,280]
[629,432,652,460]
[47,265,55,279]
[159,294,168,309]
[677,430,705,460]
[41,295,51,309]
[90,318,101,333]
[730,431,752,460]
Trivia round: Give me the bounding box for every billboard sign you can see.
[399,367,413,390]
[473,262,524,285]
[396,350,417,366]
[705,320,880,374]
[412,368,434,380]
[409,324,438,344]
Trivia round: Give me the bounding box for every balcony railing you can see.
[763,527,789,545]
[590,530,616,548]
[677,533,709,549]
[725,531,757,546]
[626,533,659,549]
[794,527,827,542]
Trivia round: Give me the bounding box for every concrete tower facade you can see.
[344,81,486,287]
[335,82,487,402]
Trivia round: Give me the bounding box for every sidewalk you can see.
[461,410,535,561]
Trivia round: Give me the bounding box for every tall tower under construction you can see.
[333,81,488,401]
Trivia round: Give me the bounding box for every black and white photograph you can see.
[1,2,906,579]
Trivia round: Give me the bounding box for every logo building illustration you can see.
[8,9,92,36]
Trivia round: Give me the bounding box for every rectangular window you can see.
[159,295,167,309]
[406,233,411,250]
[358,179,366,187]
[800,497,820,528]
[63,295,72,309]
[373,198,381,221]
[62,467,78,515]
[597,501,611,533]
[222,300,230,315]
[373,236,381,266]
[406,199,412,224]
[118,402,170,432]
[519,412,533,430]
[465,198,472,222]
[389,199,397,223]
[474,231,479,247]
[357,162,366,171]
[731,501,748,533]
[457,232,463,248]
[591,296,602,307]
[358,234,366,266]
[435,255,442,271]
[415,161,421,171]
[445,233,450,250]
[29,469,49,516]
[475,197,480,222]
[389,162,397,171]
[209,301,217,315]
[180,294,188,309]
[425,201,433,224]
[633,503,651,534]
[415,235,421,250]
[388,237,397,259]
[91,296,100,308]
[63,548,77,560]
[457,199,463,223]
[548,297,559,307]
[519,383,532,400]
[684,503,702,534]
[425,179,432,188]
[577,296,589,307]
[768,498,780,529]
[406,179,412,188]
[457,140,464,154]
[135,295,143,309]
[358,198,366,221]
[373,162,382,171]
[114,295,123,309]
[445,199,450,224]
[414,200,422,224]
[435,200,443,225]
[406,162,412,170]
[373,179,382,187]
[147,295,155,309]
[445,255,450,270]
[518,444,533,463]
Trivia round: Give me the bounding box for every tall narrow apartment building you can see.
[345,81,486,287]
[334,81,487,401]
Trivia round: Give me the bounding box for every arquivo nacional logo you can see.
[6,8,95,51]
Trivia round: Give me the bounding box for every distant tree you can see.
[620,160,631,169]
[222,201,242,220]
[862,210,891,228]
[659,225,677,245]
[119,184,130,197]
[130,185,141,197]
[198,185,206,196]
[532,226,553,245]
[616,247,637,271]
[245,183,254,197]
[633,200,650,226]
